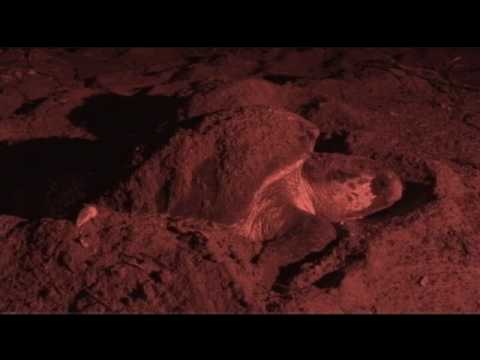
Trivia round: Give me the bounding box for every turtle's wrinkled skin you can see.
[230,141,403,290]
[235,152,403,244]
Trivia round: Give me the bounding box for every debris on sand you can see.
[419,276,429,287]
[75,205,98,228]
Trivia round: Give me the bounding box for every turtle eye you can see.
[370,174,389,195]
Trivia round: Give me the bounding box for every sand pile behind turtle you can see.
[179,78,302,120]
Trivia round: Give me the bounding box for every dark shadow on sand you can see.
[0,90,183,220]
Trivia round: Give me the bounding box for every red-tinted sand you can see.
[0,47,479,313]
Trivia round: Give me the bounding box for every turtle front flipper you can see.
[253,207,337,292]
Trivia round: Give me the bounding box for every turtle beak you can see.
[371,171,403,206]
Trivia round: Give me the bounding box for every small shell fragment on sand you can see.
[75,205,98,227]
[419,276,429,287]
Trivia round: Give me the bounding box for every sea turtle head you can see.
[303,154,403,221]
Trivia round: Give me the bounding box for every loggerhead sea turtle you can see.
[102,105,403,267]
